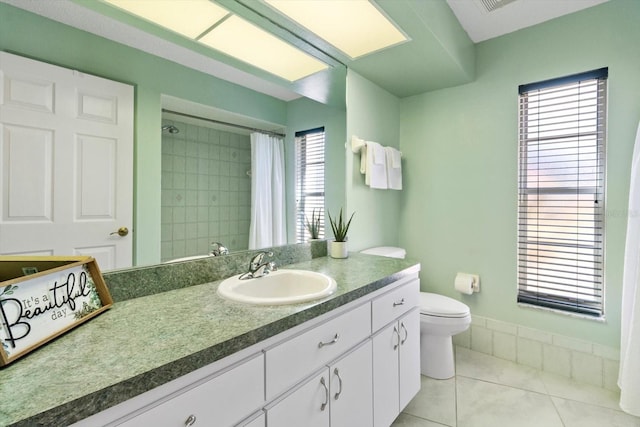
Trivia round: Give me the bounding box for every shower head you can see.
[161,124,179,134]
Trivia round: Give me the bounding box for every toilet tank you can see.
[360,246,406,259]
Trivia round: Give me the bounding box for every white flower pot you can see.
[330,241,348,259]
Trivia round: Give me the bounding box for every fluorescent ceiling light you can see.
[265,0,408,59]
[199,16,328,82]
[104,0,329,82]
[105,0,229,39]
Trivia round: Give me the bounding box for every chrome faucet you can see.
[210,242,229,256]
[240,251,277,280]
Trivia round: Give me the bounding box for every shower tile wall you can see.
[161,120,251,262]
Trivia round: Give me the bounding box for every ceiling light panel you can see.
[104,0,229,39]
[265,0,408,59]
[199,15,329,82]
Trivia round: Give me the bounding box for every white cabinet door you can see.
[266,369,330,427]
[330,340,373,427]
[399,309,421,410]
[372,322,400,427]
[0,51,133,269]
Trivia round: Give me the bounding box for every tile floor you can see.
[392,346,640,427]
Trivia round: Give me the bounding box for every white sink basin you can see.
[217,269,337,305]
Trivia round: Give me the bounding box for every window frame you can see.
[294,127,326,243]
[517,68,608,318]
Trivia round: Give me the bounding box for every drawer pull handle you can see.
[334,368,343,400]
[393,325,400,350]
[400,322,409,345]
[393,298,405,307]
[318,333,340,348]
[320,377,329,411]
[184,414,197,426]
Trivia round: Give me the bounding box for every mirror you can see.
[0,0,348,272]
[159,96,287,263]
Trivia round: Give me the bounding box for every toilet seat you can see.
[420,292,470,318]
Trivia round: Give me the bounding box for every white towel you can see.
[365,141,388,189]
[372,143,386,165]
[385,146,402,190]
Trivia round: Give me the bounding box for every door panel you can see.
[2,125,53,220]
[76,134,116,218]
[0,52,134,269]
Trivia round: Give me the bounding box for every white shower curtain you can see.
[619,120,640,416]
[248,133,287,250]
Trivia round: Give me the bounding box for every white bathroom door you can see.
[0,52,134,269]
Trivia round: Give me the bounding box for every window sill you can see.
[517,302,606,323]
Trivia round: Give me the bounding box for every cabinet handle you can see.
[184,414,197,426]
[400,322,408,345]
[393,325,400,350]
[320,377,329,411]
[393,298,405,307]
[318,333,340,348]
[333,368,343,400]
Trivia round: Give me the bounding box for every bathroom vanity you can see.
[0,253,420,427]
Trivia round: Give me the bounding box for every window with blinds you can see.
[517,68,607,317]
[295,127,325,243]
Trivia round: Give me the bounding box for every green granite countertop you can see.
[0,254,419,426]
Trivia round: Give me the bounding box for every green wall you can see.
[345,70,402,251]
[0,3,296,266]
[398,0,640,347]
[285,98,347,243]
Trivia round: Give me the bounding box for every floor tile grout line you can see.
[455,371,627,413]
[454,370,459,427]
[398,411,451,426]
[456,348,629,406]
[455,374,554,397]
[456,374,625,421]
[548,392,569,427]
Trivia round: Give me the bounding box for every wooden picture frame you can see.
[0,256,113,366]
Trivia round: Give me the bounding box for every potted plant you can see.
[328,208,355,259]
[305,208,322,240]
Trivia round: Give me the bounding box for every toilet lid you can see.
[420,293,470,318]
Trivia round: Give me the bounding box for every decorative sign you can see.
[0,256,113,366]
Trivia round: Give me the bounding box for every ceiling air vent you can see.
[479,0,518,12]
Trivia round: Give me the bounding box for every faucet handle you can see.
[249,251,274,272]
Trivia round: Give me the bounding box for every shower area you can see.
[160,115,252,262]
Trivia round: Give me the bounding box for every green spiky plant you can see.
[328,209,355,242]
[305,208,322,240]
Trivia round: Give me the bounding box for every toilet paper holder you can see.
[455,273,480,294]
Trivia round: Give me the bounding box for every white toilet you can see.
[361,247,471,380]
[419,292,470,379]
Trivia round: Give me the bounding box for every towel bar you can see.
[350,135,402,157]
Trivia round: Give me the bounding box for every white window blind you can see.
[517,68,607,317]
[295,127,325,243]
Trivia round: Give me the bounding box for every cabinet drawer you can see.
[265,302,371,399]
[116,353,264,427]
[371,278,419,332]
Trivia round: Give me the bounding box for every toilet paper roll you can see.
[455,273,475,295]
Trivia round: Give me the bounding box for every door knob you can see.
[110,226,129,237]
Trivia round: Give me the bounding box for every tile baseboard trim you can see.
[453,315,620,392]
